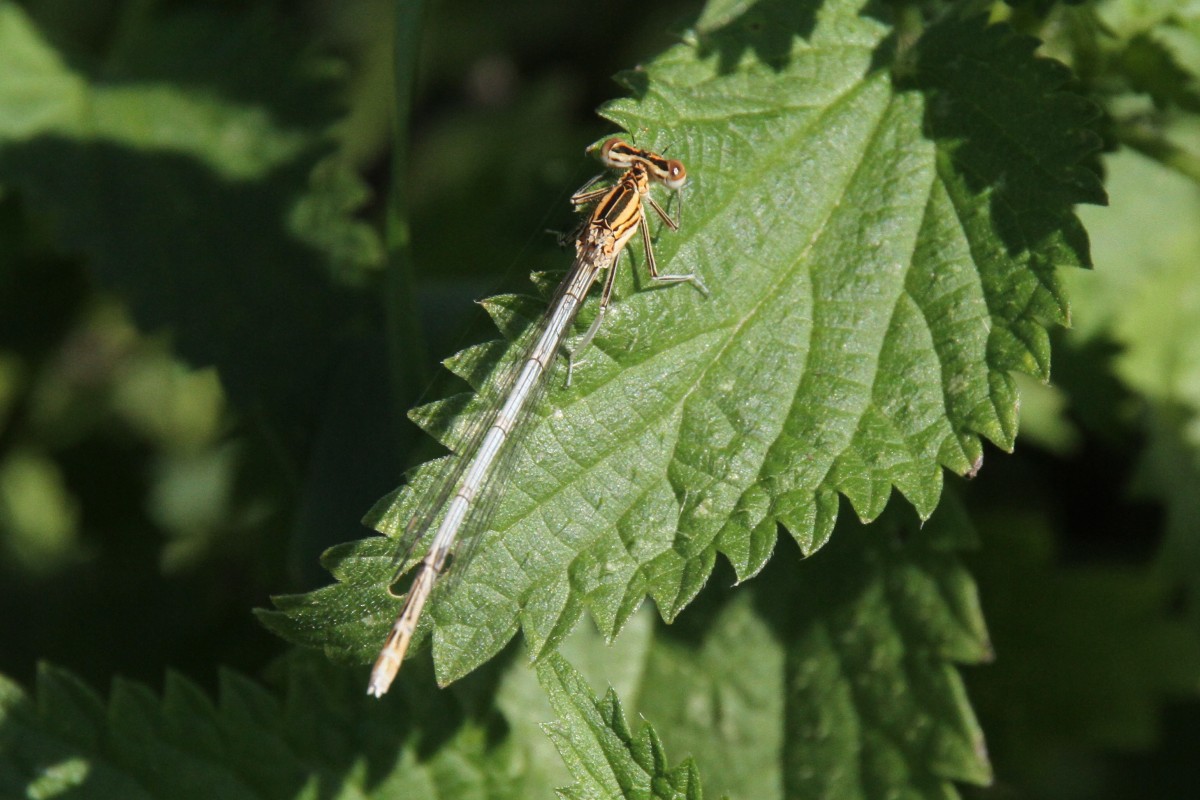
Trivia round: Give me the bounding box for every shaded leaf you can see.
[0,2,379,462]
[0,654,527,799]
[504,495,991,800]
[537,652,702,800]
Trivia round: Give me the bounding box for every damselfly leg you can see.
[564,144,706,383]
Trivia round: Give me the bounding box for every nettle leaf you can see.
[771,500,992,798]
[264,0,1102,684]
[0,655,526,799]
[501,497,990,800]
[0,2,378,460]
[537,653,703,800]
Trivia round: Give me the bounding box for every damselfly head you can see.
[598,138,688,192]
[598,138,635,168]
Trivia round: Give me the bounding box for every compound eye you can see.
[664,159,687,189]
[600,138,626,167]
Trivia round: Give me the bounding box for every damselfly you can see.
[368,142,705,697]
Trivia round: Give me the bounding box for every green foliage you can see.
[0,654,529,799]
[538,500,991,800]
[537,653,703,800]
[1069,147,1200,619]
[2,0,1200,798]
[264,0,1101,690]
[0,0,376,464]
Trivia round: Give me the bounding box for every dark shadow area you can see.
[1107,699,1200,798]
[260,649,521,796]
[0,136,367,465]
[0,646,519,800]
[899,13,1107,259]
[690,0,822,75]
[0,131,409,694]
[18,2,339,130]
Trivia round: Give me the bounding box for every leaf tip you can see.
[965,453,983,479]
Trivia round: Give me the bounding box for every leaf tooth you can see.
[478,293,543,340]
[443,340,505,389]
